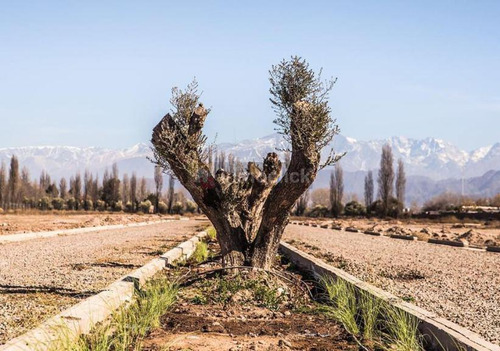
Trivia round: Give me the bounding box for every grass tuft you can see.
[206,227,217,241]
[50,275,178,351]
[189,241,209,264]
[322,276,423,350]
[322,277,360,336]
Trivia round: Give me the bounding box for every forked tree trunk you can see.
[151,57,339,269]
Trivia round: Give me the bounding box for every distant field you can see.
[292,216,500,247]
[0,212,183,236]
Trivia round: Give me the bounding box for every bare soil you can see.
[0,212,182,236]
[293,217,500,247]
[142,244,356,351]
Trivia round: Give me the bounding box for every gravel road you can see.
[284,224,500,345]
[0,220,207,344]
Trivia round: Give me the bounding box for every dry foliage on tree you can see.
[151,57,342,268]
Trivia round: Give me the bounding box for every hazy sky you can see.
[1,1,499,151]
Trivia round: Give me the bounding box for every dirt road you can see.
[0,220,207,344]
[284,224,500,345]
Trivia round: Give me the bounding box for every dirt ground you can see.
[0,212,188,236]
[142,247,356,351]
[293,217,500,247]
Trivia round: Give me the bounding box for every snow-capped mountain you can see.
[215,134,500,180]
[1,134,500,182]
[0,144,153,179]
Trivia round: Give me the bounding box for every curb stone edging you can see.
[278,242,500,351]
[390,234,418,241]
[428,238,467,247]
[291,222,500,254]
[0,230,208,351]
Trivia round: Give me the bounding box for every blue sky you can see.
[0,1,499,151]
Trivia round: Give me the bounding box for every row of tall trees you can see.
[293,144,407,218]
[0,157,186,214]
[364,144,406,217]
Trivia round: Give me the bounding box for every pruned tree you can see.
[377,144,395,217]
[364,170,374,212]
[154,165,164,213]
[151,56,342,268]
[396,159,406,216]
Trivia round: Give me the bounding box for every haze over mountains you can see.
[1,133,500,205]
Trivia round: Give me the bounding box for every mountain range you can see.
[1,134,500,205]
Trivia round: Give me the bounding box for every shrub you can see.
[66,197,77,211]
[139,200,153,213]
[125,201,134,213]
[83,199,93,211]
[307,205,329,218]
[157,201,168,214]
[51,197,65,210]
[112,201,124,212]
[171,201,183,215]
[38,197,53,211]
[344,201,366,216]
[96,200,107,212]
[185,200,197,213]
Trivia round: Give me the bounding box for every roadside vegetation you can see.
[322,277,423,350]
[0,157,197,215]
[50,276,178,351]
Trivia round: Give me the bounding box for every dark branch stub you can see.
[151,57,343,269]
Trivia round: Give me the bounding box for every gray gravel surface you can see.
[284,224,500,345]
[0,220,207,344]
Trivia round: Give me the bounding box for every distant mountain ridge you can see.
[217,133,500,180]
[1,134,500,204]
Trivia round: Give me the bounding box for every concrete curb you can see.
[0,230,208,351]
[345,227,359,233]
[279,242,500,351]
[363,230,381,236]
[390,234,418,241]
[428,238,467,247]
[486,246,500,253]
[0,218,191,245]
